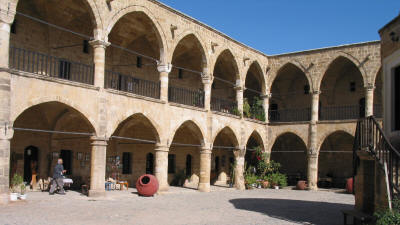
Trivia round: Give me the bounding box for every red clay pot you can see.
[346,177,353,194]
[136,174,159,197]
[296,180,307,190]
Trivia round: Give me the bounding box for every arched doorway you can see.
[320,56,365,120]
[211,50,239,115]
[318,131,354,188]
[270,63,311,122]
[106,11,163,99]
[169,35,206,108]
[270,132,307,185]
[169,121,204,189]
[108,113,159,186]
[212,127,238,187]
[244,62,265,121]
[11,101,95,188]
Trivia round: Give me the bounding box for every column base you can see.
[198,183,210,192]
[88,189,106,197]
[235,184,245,191]
[307,185,318,191]
[0,193,9,205]
[158,183,169,192]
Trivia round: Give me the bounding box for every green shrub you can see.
[243,98,251,118]
[375,197,400,225]
[267,173,287,187]
[10,173,23,193]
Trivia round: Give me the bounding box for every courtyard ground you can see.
[0,187,354,225]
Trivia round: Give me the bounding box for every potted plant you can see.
[269,173,287,189]
[10,173,23,201]
[19,184,27,200]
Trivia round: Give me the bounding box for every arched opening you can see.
[211,50,239,115]
[270,133,307,185]
[320,56,365,120]
[245,131,265,169]
[106,11,163,99]
[10,101,95,189]
[186,154,192,176]
[10,0,95,85]
[169,35,206,108]
[318,131,354,189]
[108,114,159,187]
[270,63,311,122]
[169,121,204,189]
[374,68,383,118]
[212,127,238,187]
[244,62,265,121]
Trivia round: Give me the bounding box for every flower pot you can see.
[296,180,307,190]
[346,177,354,194]
[9,193,18,201]
[19,194,27,200]
[274,186,279,190]
[136,174,159,197]
[262,181,269,188]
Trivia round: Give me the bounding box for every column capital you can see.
[90,136,108,146]
[311,90,321,95]
[157,63,172,73]
[234,85,243,91]
[202,76,212,84]
[308,147,318,156]
[365,84,375,91]
[89,39,110,49]
[260,93,272,99]
[155,144,169,152]
[200,147,212,154]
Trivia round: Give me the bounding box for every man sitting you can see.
[49,158,67,195]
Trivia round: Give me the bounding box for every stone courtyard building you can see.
[0,0,382,203]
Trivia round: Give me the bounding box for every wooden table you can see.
[118,181,129,190]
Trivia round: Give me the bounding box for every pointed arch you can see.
[246,130,265,151]
[212,126,239,147]
[245,61,266,94]
[269,61,313,92]
[170,120,206,147]
[317,130,354,152]
[212,49,240,81]
[105,5,168,63]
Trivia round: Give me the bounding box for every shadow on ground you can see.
[229,198,353,225]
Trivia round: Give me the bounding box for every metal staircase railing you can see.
[354,116,400,200]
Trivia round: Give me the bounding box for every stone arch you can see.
[245,130,265,151]
[318,52,368,90]
[212,126,239,148]
[109,113,161,144]
[245,61,266,94]
[270,129,308,150]
[170,30,210,73]
[211,48,240,81]
[12,96,98,135]
[169,120,206,147]
[105,5,168,63]
[317,129,354,152]
[269,61,313,92]
[107,110,163,142]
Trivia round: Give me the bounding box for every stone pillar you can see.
[233,147,245,190]
[202,77,212,111]
[198,147,211,192]
[0,20,12,204]
[89,136,108,197]
[261,93,271,123]
[307,91,320,190]
[155,144,169,192]
[365,84,375,117]
[89,40,110,88]
[157,63,172,102]
[235,86,244,115]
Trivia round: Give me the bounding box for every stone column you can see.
[307,90,320,190]
[233,147,245,190]
[365,84,375,117]
[235,86,244,115]
[89,136,108,197]
[157,63,172,102]
[202,77,212,111]
[89,40,110,88]
[155,144,169,192]
[261,93,271,123]
[0,20,12,204]
[198,147,211,192]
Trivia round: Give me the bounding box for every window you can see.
[304,85,310,94]
[136,56,142,68]
[58,60,71,80]
[185,154,192,176]
[122,152,131,174]
[394,66,400,131]
[168,154,176,174]
[146,153,154,174]
[82,40,89,54]
[178,69,183,79]
[10,20,16,34]
[350,82,356,92]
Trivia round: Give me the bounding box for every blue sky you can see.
[158,1,400,55]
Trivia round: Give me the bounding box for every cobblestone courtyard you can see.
[0,187,354,225]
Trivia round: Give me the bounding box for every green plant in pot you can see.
[10,173,23,201]
[268,173,287,189]
[19,184,27,200]
[244,174,258,189]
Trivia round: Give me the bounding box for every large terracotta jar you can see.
[346,177,354,194]
[136,174,159,197]
[296,180,307,190]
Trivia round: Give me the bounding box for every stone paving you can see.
[0,187,354,225]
